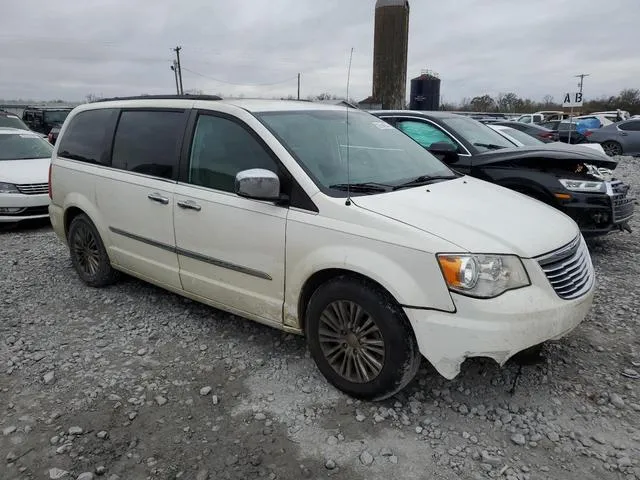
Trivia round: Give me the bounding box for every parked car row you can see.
[3,96,635,400]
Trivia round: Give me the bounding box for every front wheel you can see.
[305,276,421,401]
[601,141,623,157]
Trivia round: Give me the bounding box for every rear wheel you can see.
[305,276,421,401]
[602,141,623,157]
[68,214,119,287]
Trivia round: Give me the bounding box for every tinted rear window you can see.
[0,114,29,130]
[57,109,117,165]
[619,121,640,132]
[111,110,186,180]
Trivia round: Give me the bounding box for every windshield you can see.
[440,116,515,152]
[257,110,454,194]
[0,114,29,130]
[499,127,543,146]
[0,133,53,160]
[43,110,70,125]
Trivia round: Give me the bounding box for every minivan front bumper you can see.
[404,257,594,379]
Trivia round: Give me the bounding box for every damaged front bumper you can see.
[559,180,635,236]
[404,258,594,379]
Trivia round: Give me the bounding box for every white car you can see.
[0,128,53,222]
[49,97,595,400]
[489,124,609,156]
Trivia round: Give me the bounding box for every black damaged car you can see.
[372,111,635,236]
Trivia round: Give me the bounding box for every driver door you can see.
[173,112,287,324]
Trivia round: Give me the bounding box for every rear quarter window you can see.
[57,109,118,165]
[111,110,188,180]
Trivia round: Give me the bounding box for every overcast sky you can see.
[1,0,638,103]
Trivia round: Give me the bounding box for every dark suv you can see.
[22,106,73,137]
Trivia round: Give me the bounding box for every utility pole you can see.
[173,46,184,95]
[170,61,179,95]
[297,73,301,100]
[575,73,589,94]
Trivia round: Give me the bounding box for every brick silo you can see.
[372,0,410,110]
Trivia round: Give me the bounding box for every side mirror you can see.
[235,168,281,201]
[428,141,459,164]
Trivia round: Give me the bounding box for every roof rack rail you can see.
[93,94,223,103]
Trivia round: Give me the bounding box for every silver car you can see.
[588,119,640,156]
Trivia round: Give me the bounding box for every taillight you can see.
[539,132,553,138]
[584,131,592,137]
[48,132,54,143]
[48,163,52,199]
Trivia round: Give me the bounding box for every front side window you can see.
[111,110,186,180]
[395,120,459,150]
[57,109,116,165]
[188,114,281,193]
[439,116,514,152]
[0,132,53,160]
[257,110,454,194]
[519,116,531,124]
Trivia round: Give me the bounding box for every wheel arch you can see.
[296,268,400,334]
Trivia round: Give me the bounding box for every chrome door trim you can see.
[108,226,272,280]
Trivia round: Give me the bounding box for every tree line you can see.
[441,89,640,114]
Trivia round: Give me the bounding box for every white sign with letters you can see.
[562,92,584,108]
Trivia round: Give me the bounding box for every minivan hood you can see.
[353,176,578,258]
[0,157,50,184]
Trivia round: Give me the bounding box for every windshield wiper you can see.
[473,142,506,150]
[329,182,390,193]
[392,175,458,191]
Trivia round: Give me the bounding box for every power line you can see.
[181,67,298,87]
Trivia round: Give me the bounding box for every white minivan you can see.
[49,96,595,400]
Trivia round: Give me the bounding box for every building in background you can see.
[363,0,409,110]
[409,70,441,111]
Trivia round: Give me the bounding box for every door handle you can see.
[620,132,628,136]
[147,193,169,205]
[177,200,202,212]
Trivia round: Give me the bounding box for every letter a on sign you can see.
[563,92,584,108]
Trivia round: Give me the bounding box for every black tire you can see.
[305,276,421,401]
[602,141,623,157]
[67,213,119,287]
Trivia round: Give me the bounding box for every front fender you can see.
[284,241,455,329]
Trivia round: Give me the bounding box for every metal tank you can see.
[409,70,441,111]
[372,0,410,110]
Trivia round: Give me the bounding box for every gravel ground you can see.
[1,156,639,480]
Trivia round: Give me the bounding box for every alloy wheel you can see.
[71,223,100,277]
[318,300,385,383]
[603,141,622,157]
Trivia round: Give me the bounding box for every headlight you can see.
[437,254,530,298]
[559,179,606,193]
[0,182,19,194]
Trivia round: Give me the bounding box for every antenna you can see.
[345,47,354,206]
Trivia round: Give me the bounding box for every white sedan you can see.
[488,124,608,157]
[0,128,54,223]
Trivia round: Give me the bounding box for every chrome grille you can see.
[608,181,635,223]
[16,183,48,195]
[537,236,594,300]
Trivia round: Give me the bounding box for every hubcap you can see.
[71,224,100,277]
[319,300,385,384]
[604,143,620,156]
